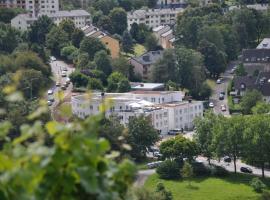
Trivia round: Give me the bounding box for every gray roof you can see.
[256,72,270,96]
[257,38,270,49]
[234,76,256,91]
[242,49,270,63]
[131,83,165,91]
[49,10,90,18]
[131,50,164,65]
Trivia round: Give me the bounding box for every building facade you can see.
[71,91,203,134]
[0,0,59,16]
[130,50,163,80]
[11,9,91,31]
[127,8,183,30]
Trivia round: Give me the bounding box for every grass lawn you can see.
[134,44,146,56]
[145,173,270,200]
[206,79,216,90]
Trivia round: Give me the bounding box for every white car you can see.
[47,89,53,95]
[61,71,67,77]
[209,102,214,108]
[47,100,53,106]
[50,56,56,62]
[221,105,226,112]
[216,79,222,84]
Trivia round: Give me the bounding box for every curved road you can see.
[134,169,155,187]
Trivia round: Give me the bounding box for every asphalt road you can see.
[48,59,75,113]
[134,169,155,187]
[210,61,239,116]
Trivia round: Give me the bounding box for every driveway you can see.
[134,169,155,187]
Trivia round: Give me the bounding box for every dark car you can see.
[240,166,253,173]
[219,93,224,100]
[223,156,231,163]
[168,129,183,135]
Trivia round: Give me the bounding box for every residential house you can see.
[130,50,164,80]
[131,83,165,91]
[81,25,120,58]
[153,25,175,49]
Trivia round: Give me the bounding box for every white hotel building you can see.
[71,91,203,134]
[127,7,184,30]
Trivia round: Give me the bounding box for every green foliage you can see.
[112,56,133,78]
[94,50,112,76]
[144,34,158,51]
[241,89,262,114]
[80,37,107,60]
[127,115,159,160]
[71,28,85,48]
[109,7,127,35]
[122,30,134,54]
[252,102,270,114]
[261,191,270,200]
[0,23,21,53]
[157,160,181,180]
[250,178,266,193]
[182,162,194,185]
[59,19,76,39]
[69,71,89,88]
[235,64,247,76]
[61,45,79,63]
[0,8,24,23]
[28,15,54,45]
[46,26,69,56]
[107,72,131,93]
[156,182,173,200]
[160,135,198,161]
[87,78,104,91]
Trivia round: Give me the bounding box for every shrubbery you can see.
[157,160,181,180]
[211,165,229,177]
[250,178,266,193]
[191,162,211,176]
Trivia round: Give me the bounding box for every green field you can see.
[145,173,269,200]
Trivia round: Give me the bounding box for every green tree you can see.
[0,8,23,23]
[97,15,113,33]
[112,56,133,78]
[127,116,159,160]
[0,23,21,53]
[61,45,78,63]
[87,78,103,90]
[71,28,85,48]
[252,102,270,114]
[194,111,219,164]
[118,0,133,11]
[181,162,194,186]
[94,50,112,77]
[69,71,89,87]
[109,7,127,35]
[145,34,159,51]
[160,135,198,161]
[130,23,139,42]
[28,15,54,45]
[107,72,130,92]
[59,19,75,39]
[46,26,69,56]
[152,49,177,83]
[198,40,226,77]
[122,30,134,54]
[241,89,262,114]
[93,0,118,15]
[235,64,247,76]
[80,37,107,60]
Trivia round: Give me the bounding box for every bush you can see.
[191,162,211,176]
[156,160,181,180]
[250,177,266,193]
[261,191,270,200]
[211,165,229,177]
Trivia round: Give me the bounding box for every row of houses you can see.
[71,90,203,134]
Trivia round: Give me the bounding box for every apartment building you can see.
[0,0,59,16]
[127,7,183,30]
[81,25,120,58]
[130,50,163,80]
[11,9,91,31]
[71,91,203,134]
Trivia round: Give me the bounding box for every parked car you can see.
[47,100,53,106]
[66,77,71,84]
[230,68,235,74]
[168,129,182,135]
[56,82,61,87]
[48,95,54,102]
[223,156,231,163]
[219,93,224,100]
[209,102,214,108]
[240,166,252,173]
[62,67,68,71]
[216,79,222,84]
[153,151,162,158]
[47,89,53,95]
[148,146,159,153]
[221,105,226,112]
[50,56,56,62]
[61,85,66,90]
[61,71,67,77]
[147,161,163,169]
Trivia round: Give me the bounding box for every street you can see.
[210,61,238,116]
[49,59,75,117]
